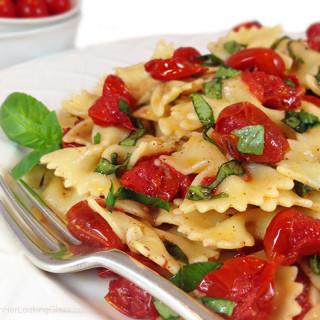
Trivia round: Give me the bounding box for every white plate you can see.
[0,32,226,320]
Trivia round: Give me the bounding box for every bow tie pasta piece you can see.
[207,25,282,61]
[62,118,94,147]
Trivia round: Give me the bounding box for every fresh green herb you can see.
[0,92,62,179]
[287,41,304,64]
[203,65,240,99]
[294,180,314,197]
[285,78,296,88]
[197,53,224,67]
[223,41,246,54]
[186,160,245,201]
[309,255,320,275]
[164,240,189,264]
[106,184,170,212]
[282,109,320,133]
[152,300,180,320]
[94,153,131,175]
[271,35,291,50]
[93,132,101,144]
[197,297,234,317]
[232,125,265,155]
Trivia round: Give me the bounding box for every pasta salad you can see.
[1,21,320,320]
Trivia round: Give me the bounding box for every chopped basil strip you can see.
[294,180,314,197]
[285,78,296,88]
[223,41,246,54]
[152,299,180,320]
[94,153,131,175]
[287,41,304,63]
[170,261,221,292]
[198,297,234,317]
[106,185,170,212]
[232,125,265,155]
[197,53,224,66]
[271,35,291,50]
[187,160,245,201]
[93,132,101,144]
[164,240,189,264]
[309,255,320,275]
[282,109,320,133]
[0,92,62,179]
[203,65,240,99]
[118,98,131,115]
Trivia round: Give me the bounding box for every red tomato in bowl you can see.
[233,21,262,32]
[45,0,71,15]
[16,0,49,18]
[306,22,320,50]
[0,0,17,18]
[211,102,289,164]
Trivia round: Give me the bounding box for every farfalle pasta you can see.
[2,21,320,320]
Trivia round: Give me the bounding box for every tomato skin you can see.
[197,256,279,320]
[16,0,49,18]
[0,0,17,17]
[264,208,320,265]
[306,22,320,51]
[145,46,207,81]
[211,102,289,165]
[303,94,320,108]
[225,47,285,77]
[66,199,126,251]
[120,155,191,202]
[45,0,71,15]
[241,69,302,110]
[233,21,262,32]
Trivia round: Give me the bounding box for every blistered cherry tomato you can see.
[264,207,320,265]
[0,0,17,17]
[66,199,126,251]
[88,95,136,130]
[306,22,320,51]
[242,69,302,110]
[120,155,191,202]
[211,102,289,164]
[16,0,49,18]
[233,21,262,32]
[225,47,285,77]
[105,277,159,319]
[145,46,207,81]
[197,256,280,320]
[45,0,71,15]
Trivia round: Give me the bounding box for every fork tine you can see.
[16,178,81,245]
[0,175,60,252]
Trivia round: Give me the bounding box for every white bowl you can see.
[0,0,80,32]
[0,13,80,69]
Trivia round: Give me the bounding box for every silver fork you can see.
[0,174,224,320]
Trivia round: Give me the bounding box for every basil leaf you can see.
[186,160,245,201]
[294,180,314,197]
[199,297,234,317]
[94,132,101,144]
[223,41,246,54]
[152,299,180,320]
[164,240,189,264]
[282,109,320,133]
[94,153,131,175]
[170,261,221,292]
[105,181,117,210]
[271,35,291,50]
[285,78,296,88]
[118,99,132,115]
[119,119,146,146]
[106,185,170,212]
[203,78,223,99]
[215,65,240,79]
[11,144,60,180]
[287,41,304,63]
[190,92,215,128]
[197,53,224,67]
[232,125,265,155]
[309,255,320,275]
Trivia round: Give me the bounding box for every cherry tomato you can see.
[0,0,17,17]
[16,0,49,18]
[211,102,290,164]
[45,0,71,15]
[303,94,320,108]
[197,256,280,320]
[225,47,285,77]
[88,95,136,130]
[105,277,159,319]
[233,21,262,32]
[241,69,302,110]
[102,74,135,106]
[120,155,191,201]
[66,199,126,251]
[264,208,320,265]
[306,22,320,51]
[145,46,208,81]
